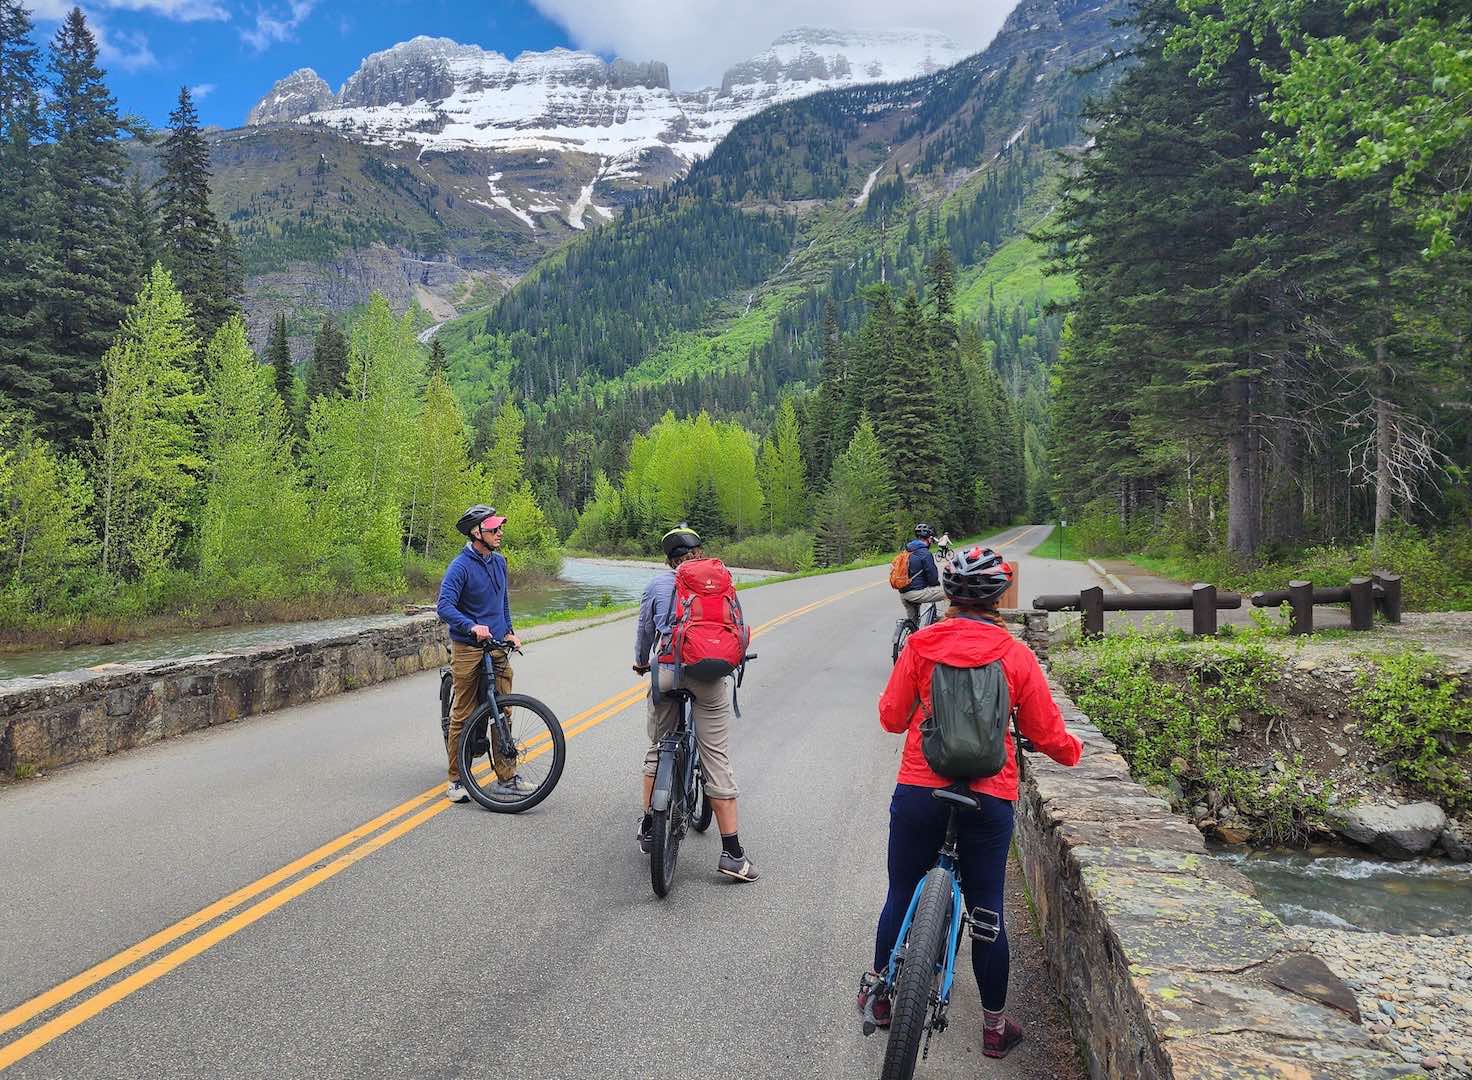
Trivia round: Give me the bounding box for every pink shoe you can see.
[983,1016,1023,1059]
[857,972,891,1029]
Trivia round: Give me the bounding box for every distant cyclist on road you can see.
[858,545,1082,1059]
[437,505,528,804]
[632,525,758,882]
[896,523,947,624]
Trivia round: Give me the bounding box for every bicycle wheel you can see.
[458,693,565,814]
[880,867,953,1080]
[691,761,713,834]
[892,619,915,665]
[650,746,687,898]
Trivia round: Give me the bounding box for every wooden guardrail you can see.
[1033,583,1242,639]
[1250,571,1401,634]
[1034,571,1403,639]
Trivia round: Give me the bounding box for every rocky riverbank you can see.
[1291,926,1472,1076]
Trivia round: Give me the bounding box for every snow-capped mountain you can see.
[246,28,967,167]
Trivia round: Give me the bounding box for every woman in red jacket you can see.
[858,545,1082,1060]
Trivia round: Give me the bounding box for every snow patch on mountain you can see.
[247,28,968,169]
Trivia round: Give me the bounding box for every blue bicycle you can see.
[862,787,1000,1080]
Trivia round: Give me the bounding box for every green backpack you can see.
[919,659,1011,780]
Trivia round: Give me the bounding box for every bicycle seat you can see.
[932,788,984,812]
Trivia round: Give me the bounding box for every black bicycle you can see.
[647,654,755,898]
[439,638,565,813]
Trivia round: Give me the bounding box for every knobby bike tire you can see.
[880,867,952,1080]
[691,763,713,834]
[892,620,915,666]
[458,693,566,814]
[650,747,686,898]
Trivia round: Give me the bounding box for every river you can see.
[1214,846,1472,936]
[0,557,776,681]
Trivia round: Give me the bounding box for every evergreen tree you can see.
[45,8,141,445]
[0,408,91,618]
[307,315,348,401]
[428,336,447,378]
[406,369,473,557]
[156,86,234,336]
[92,264,204,579]
[0,1,63,433]
[815,416,896,564]
[873,291,947,527]
[265,313,293,408]
[126,173,159,280]
[759,398,806,530]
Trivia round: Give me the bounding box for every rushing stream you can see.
[1213,847,1472,936]
[0,558,775,681]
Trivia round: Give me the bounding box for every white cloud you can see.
[527,0,1015,89]
[92,19,157,71]
[239,0,314,52]
[190,81,216,98]
[26,0,227,21]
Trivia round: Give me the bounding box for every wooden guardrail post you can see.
[1191,583,1217,637]
[1372,571,1402,623]
[1349,576,1375,630]
[1288,580,1313,635]
[1080,585,1104,639]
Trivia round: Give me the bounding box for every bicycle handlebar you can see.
[481,637,522,655]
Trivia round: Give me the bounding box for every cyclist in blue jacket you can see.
[437,505,527,804]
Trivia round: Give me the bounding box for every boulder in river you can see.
[1332,801,1447,859]
[1438,818,1469,863]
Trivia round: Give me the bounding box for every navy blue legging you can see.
[872,784,1015,1012]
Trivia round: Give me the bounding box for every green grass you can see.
[953,230,1076,318]
[1027,524,1087,563]
[618,289,797,386]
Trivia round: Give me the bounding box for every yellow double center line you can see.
[0,576,879,1070]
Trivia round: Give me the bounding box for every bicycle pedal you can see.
[968,906,1001,943]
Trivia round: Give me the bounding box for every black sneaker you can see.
[718,850,758,882]
[637,817,653,854]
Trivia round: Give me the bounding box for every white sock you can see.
[984,1009,1006,1034]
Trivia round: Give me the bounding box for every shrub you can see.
[1352,649,1472,815]
[720,530,815,573]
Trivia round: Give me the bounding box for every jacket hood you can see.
[906,539,930,553]
[907,616,1011,666]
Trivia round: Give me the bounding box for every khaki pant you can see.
[900,585,947,625]
[643,665,739,800]
[447,642,515,783]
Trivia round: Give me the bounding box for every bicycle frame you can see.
[873,803,1001,1030]
[649,690,699,817]
[882,821,966,1006]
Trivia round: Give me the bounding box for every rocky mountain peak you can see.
[245,68,334,126]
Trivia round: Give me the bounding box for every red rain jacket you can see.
[878,615,1082,801]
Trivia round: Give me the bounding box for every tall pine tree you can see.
[308,315,348,401]
[45,8,141,445]
[0,1,64,431]
[156,85,235,337]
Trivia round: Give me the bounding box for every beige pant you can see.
[643,665,738,800]
[447,642,515,783]
[900,585,947,625]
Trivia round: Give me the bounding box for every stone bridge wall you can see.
[1014,681,1416,1079]
[0,614,448,778]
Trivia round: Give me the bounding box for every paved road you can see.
[0,526,1103,1079]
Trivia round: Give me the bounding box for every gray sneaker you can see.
[446,781,470,804]
[718,850,759,882]
[489,775,534,798]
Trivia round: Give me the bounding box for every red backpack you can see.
[659,557,750,681]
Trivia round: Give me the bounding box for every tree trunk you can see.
[1226,377,1260,560]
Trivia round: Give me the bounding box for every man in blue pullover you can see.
[898,523,947,624]
[437,504,526,803]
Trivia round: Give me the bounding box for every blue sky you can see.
[20,0,1007,132]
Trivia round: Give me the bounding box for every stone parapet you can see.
[0,614,448,778]
[1014,682,1417,1079]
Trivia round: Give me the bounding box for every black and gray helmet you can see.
[914,523,936,541]
[660,524,702,559]
[942,546,1013,602]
